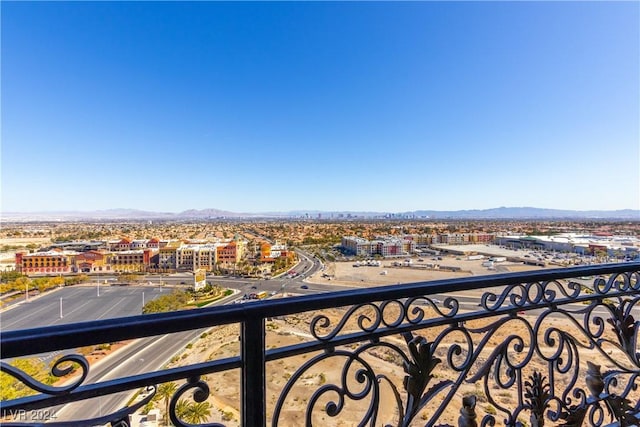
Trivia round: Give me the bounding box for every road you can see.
[1,285,235,423]
[1,251,351,423]
[1,252,616,424]
[0,250,326,332]
[54,327,209,422]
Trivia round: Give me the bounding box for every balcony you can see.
[2,262,640,426]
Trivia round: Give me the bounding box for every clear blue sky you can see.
[2,1,638,213]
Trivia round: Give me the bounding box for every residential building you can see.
[342,236,371,256]
[159,242,181,270]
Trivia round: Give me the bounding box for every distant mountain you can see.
[90,209,175,219]
[0,209,175,221]
[177,208,251,218]
[2,206,638,221]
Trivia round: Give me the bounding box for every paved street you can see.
[1,286,170,331]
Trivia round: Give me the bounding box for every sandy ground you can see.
[0,237,52,269]
[0,238,52,246]
[162,298,614,427]
[150,259,600,426]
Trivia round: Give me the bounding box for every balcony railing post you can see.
[241,315,266,426]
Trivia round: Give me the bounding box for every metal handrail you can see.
[2,263,636,357]
[1,262,639,426]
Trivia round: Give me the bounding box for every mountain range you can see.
[1,207,639,221]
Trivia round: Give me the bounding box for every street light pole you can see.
[59,298,63,318]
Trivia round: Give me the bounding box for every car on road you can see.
[251,286,257,289]
[300,285,309,289]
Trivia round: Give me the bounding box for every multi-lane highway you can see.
[54,324,212,421]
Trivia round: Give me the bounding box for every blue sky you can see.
[2,1,638,213]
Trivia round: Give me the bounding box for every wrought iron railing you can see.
[2,263,640,426]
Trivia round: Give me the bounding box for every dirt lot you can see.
[306,256,546,289]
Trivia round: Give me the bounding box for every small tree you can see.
[183,401,212,424]
[175,399,190,421]
[155,382,177,425]
[0,358,54,400]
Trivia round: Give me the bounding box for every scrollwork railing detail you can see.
[0,354,89,395]
[605,298,640,365]
[278,271,640,425]
[168,376,223,427]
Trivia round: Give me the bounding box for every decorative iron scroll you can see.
[309,296,459,342]
[275,272,640,426]
[0,353,159,427]
[0,354,89,395]
[168,376,225,427]
[0,385,156,427]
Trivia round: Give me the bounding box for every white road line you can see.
[98,335,169,382]
[95,297,128,320]
[1,301,53,329]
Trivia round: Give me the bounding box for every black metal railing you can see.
[2,262,640,426]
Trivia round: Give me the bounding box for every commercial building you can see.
[494,233,640,258]
[14,236,250,276]
[217,239,246,265]
[108,249,153,273]
[176,244,219,271]
[16,250,76,275]
[260,242,293,261]
[75,251,110,273]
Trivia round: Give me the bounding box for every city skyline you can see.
[2,1,639,213]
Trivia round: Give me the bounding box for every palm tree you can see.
[175,398,190,420]
[155,382,177,426]
[183,401,212,424]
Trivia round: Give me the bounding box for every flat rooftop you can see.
[431,244,540,258]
